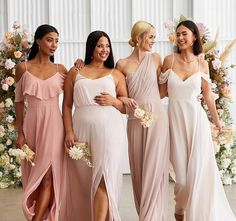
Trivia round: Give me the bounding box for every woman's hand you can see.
[74,58,85,70]
[214,120,222,132]
[94,92,116,106]
[65,131,76,148]
[120,97,137,112]
[16,133,26,149]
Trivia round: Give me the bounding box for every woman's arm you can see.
[15,62,26,148]
[201,61,222,130]
[94,69,128,113]
[62,67,77,147]
[159,56,172,98]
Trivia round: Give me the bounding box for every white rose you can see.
[16,171,22,177]
[231,167,236,175]
[5,98,13,107]
[221,158,231,169]
[6,139,12,146]
[9,164,16,170]
[0,182,9,188]
[2,83,9,91]
[224,143,232,150]
[134,107,145,119]
[7,124,15,132]
[69,146,84,160]
[6,115,14,123]
[0,144,5,151]
[223,176,232,185]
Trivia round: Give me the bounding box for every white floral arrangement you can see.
[0,21,32,188]
[67,142,93,167]
[134,106,156,128]
[8,144,35,166]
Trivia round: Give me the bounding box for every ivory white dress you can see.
[59,71,126,221]
[159,55,236,221]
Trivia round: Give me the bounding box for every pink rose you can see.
[2,83,9,91]
[5,77,15,86]
[164,20,173,29]
[14,51,22,59]
[4,59,15,70]
[212,59,222,70]
[12,21,20,29]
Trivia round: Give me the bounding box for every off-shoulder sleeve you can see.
[201,72,212,83]
[159,69,170,84]
[15,78,24,102]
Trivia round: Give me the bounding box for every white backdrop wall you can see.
[1,0,236,173]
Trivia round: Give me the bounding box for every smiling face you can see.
[37,32,59,56]
[176,25,196,51]
[92,36,110,62]
[138,27,156,52]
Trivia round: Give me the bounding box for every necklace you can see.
[181,56,196,63]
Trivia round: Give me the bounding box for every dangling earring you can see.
[91,56,93,59]
[190,41,194,46]
[38,45,40,50]
[136,43,139,47]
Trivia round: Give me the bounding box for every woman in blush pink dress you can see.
[160,20,236,221]
[61,31,127,221]
[116,21,170,221]
[15,24,67,221]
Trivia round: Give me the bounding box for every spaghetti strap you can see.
[56,64,59,72]
[110,68,114,75]
[24,61,28,71]
[171,54,175,69]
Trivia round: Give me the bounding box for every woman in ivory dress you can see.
[160,20,236,221]
[15,24,67,221]
[116,21,170,221]
[61,31,127,221]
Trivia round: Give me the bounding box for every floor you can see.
[0,175,235,221]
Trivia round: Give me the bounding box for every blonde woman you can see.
[116,21,170,221]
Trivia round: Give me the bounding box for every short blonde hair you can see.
[128,21,155,47]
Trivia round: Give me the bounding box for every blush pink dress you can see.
[59,71,126,221]
[15,62,65,221]
[125,53,170,221]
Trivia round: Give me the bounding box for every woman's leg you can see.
[94,177,109,221]
[32,168,53,221]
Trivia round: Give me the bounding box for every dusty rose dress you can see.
[59,71,126,221]
[15,62,65,221]
[126,53,170,221]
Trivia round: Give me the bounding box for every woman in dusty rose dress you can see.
[116,21,170,221]
[15,25,67,221]
[160,20,236,221]
[61,31,127,221]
